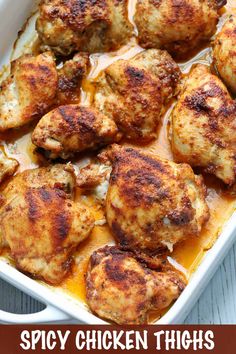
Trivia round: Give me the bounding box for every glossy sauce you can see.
[0,0,236,323]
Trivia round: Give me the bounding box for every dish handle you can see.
[0,304,71,324]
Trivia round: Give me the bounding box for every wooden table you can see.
[1,243,236,324]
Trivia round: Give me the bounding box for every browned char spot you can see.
[53,212,71,240]
[25,189,41,222]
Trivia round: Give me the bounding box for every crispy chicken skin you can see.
[135,0,225,58]
[0,165,94,284]
[213,15,236,94]
[106,146,209,252]
[37,0,132,55]
[0,52,58,131]
[171,64,236,185]
[86,246,186,324]
[94,49,181,141]
[32,105,120,159]
[57,53,89,105]
[0,151,18,184]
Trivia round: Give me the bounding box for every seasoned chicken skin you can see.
[32,105,120,159]
[213,15,236,94]
[0,165,94,284]
[171,64,236,185]
[106,146,209,252]
[57,53,89,105]
[0,52,58,131]
[0,150,18,184]
[135,0,225,58]
[86,246,186,324]
[94,49,181,141]
[37,0,132,55]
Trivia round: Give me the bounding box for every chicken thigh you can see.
[135,0,225,58]
[37,0,133,55]
[0,52,58,131]
[86,246,186,324]
[171,64,236,185]
[0,164,94,284]
[94,49,181,141]
[106,146,209,252]
[32,105,120,159]
[213,15,236,94]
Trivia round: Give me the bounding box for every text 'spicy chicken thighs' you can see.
[213,15,236,94]
[37,0,132,55]
[32,105,120,159]
[0,150,18,184]
[135,0,226,58]
[106,146,209,252]
[86,246,185,324]
[0,52,58,131]
[94,49,181,141]
[0,164,94,284]
[171,64,236,185]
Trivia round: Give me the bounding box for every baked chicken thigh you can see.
[94,49,181,141]
[171,64,236,185]
[32,105,120,159]
[135,0,225,58]
[0,52,58,131]
[213,15,236,94]
[0,164,94,284]
[86,246,185,324]
[106,146,209,252]
[37,0,132,55]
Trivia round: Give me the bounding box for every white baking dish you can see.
[0,0,236,325]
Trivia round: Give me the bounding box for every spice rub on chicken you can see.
[37,0,133,55]
[135,0,226,58]
[94,49,181,142]
[171,64,236,185]
[57,52,89,105]
[86,246,186,324]
[0,52,89,131]
[213,15,236,94]
[0,52,58,131]
[106,146,209,253]
[0,164,94,284]
[32,105,120,159]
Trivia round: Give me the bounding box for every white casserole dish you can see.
[0,0,236,325]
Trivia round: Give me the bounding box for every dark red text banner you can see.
[0,325,235,354]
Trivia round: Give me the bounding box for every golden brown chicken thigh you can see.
[0,150,18,184]
[37,0,132,55]
[135,0,225,58]
[213,15,236,94]
[0,52,58,131]
[94,49,181,141]
[106,146,209,252]
[171,64,236,185]
[32,105,120,159]
[0,164,94,284]
[86,246,186,324]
